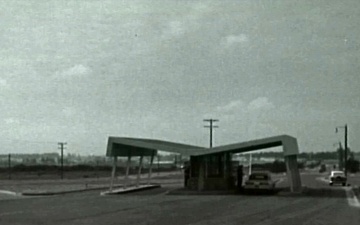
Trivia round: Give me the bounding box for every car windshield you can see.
[333,172,344,176]
[249,174,269,180]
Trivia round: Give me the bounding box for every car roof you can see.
[331,171,344,174]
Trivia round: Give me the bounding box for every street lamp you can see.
[335,124,348,177]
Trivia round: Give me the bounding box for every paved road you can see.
[0,173,359,225]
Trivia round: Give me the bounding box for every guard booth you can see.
[186,153,236,190]
[184,135,302,192]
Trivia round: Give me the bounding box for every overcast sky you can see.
[0,0,359,155]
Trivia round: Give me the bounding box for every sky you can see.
[0,0,359,155]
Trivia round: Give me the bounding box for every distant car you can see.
[244,171,275,193]
[329,171,346,186]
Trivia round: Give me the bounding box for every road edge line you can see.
[0,190,20,196]
[344,187,360,208]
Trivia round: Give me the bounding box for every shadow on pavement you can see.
[272,186,352,199]
[300,187,348,198]
[168,186,352,199]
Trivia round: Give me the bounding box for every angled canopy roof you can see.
[106,137,206,157]
[106,135,299,157]
[192,135,299,157]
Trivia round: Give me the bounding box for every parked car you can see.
[329,170,346,186]
[244,171,275,193]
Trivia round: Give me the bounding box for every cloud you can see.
[61,106,77,117]
[160,2,214,40]
[0,78,9,88]
[221,34,249,47]
[55,64,91,79]
[4,117,20,125]
[208,97,277,141]
[162,21,186,39]
[216,99,246,113]
[248,97,274,111]
[216,97,274,114]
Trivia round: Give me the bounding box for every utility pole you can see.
[344,124,348,177]
[58,142,67,179]
[8,153,11,180]
[336,124,348,177]
[203,119,219,148]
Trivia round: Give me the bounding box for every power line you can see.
[203,119,219,148]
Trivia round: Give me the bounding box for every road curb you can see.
[101,184,161,195]
[0,190,21,196]
[20,185,124,196]
[21,182,162,196]
[167,188,238,195]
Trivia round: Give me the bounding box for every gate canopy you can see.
[106,135,299,157]
[105,135,302,192]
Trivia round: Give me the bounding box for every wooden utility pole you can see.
[58,142,67,179]
[336,124,349,177]
[8,153,11,180]
[344,124,348,177]
[203,119,219,148]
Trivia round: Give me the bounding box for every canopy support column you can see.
[109,156,117,192]
[136,155,143,187]
[285,155,302,192]
[124,154,131,189]
[148,150,155,184]
[205,155,208,178]
[198,157,205,191]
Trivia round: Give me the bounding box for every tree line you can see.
[248,150,359,160]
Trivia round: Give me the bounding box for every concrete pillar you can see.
[147,150,155,185]
[223,153,227,178]
[198,157,205,191]
[124,154,131,189]
[224,152,231,179]
[204,155,208,178]
[285,155,302,192]
[109,156,117,192]
[189,156,194,178]
[136,155,143,187]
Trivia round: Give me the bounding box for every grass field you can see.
[0,171,184,194]
[0,167,182,180]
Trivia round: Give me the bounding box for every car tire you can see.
[329,183,333,186]
[342,183,346,186]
